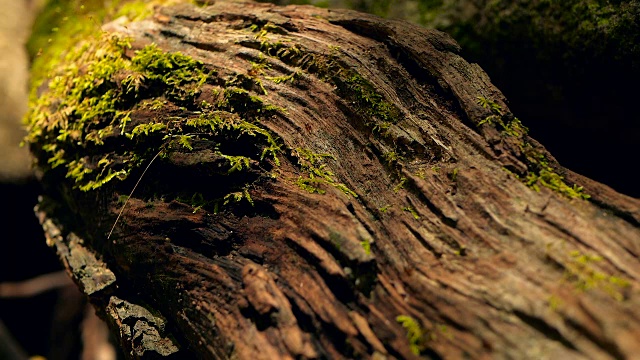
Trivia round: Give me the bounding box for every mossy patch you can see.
[250,25,402,137]
[396,315,429,356]
[294,148,357,198]
[546,243,631,304]
[476,97,589,200]
[27,2,373,215]
[563,250,630,301]
[24,21,287,216]
[27,0,194,92]
[403,206,420,220]
[360,239,372,255]
[25,33,212,189]
[245,23,415,199]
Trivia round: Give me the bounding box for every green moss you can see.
[384,151,402,166]
[185,111,281,165]
[25,31,215,190]
[126,123,167,140]
[449,168,459,182]
[336,72,399,132]
[547,242,631,304]
[477,97,589,200]
[217,87,285,115]
[396,315,428,356]
[25,12,285,216]
[294,148,357,198]
[117,43,210,110]
[476,96,503,116]
[360,239,372,255]
[403,206,420,220]
[453,245,467,256]
[564,250,630,301]
[265,70,302,84]
[223,187,254,207]
[547,294,564,311]
[254,34,401,137]
[393,177,407,193]
[520,144,590,200]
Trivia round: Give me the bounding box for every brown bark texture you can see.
[29,1,640,359]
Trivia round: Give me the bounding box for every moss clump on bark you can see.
[396,315,429,356]
[25,33,209,189]
[294,148,357,197]
[27,0,208,91]
[25,31,287,214]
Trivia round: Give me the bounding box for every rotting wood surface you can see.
[29,1,640,359]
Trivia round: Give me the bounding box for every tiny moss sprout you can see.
[396,315,427,356]
[476,96,503,115]
[403,206,420,220]
[360,239,372,255]
[547,294,563,311]
[265,69,302,84]
[393,177,407,193]
[449,168,459,182]
[294,148,357,198]
[384,151,401,165]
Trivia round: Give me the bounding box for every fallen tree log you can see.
[25,1,640,359]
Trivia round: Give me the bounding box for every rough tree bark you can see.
[25,1,640,359]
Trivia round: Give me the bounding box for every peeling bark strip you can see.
[27,1,640,359]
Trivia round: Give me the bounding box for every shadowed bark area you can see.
[27,1,640,359]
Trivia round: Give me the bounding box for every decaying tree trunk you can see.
[26,1,640,359]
